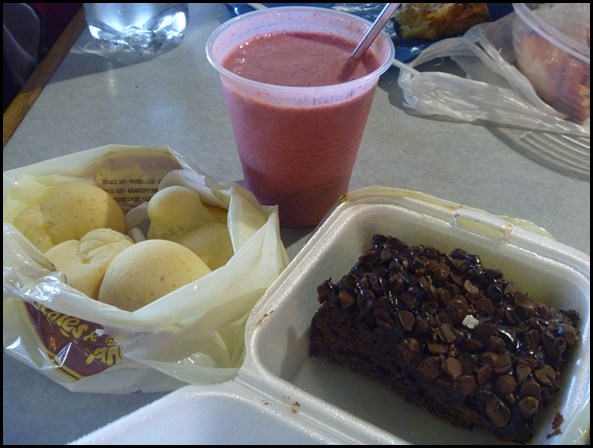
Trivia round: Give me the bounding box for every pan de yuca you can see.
[147,186,218,240]
[174,221,234,270]
[98,239,211,312]
[44,228,134,299]
[12,183,126,252]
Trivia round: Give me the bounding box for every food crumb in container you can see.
[546,411,564,439]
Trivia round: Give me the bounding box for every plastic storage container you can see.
[512,3,590,123]
[72,187,591,445]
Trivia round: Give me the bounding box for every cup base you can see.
[242,164,350,227]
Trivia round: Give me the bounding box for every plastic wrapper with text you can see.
[3,145,288,393]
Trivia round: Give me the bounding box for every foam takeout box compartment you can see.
[72,187,590,445]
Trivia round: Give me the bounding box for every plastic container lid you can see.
[513,3,590,63]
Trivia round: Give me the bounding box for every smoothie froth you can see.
[223,32,381,87]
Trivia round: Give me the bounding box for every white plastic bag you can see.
[3,145,288,393]
[394,13,590,137]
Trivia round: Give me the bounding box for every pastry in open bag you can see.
[3,145,288,393]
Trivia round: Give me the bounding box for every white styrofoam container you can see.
[72,187,591,445]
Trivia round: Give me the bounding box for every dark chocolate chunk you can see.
[476,364,493,386]
[443,357,462,379]
[520,381,542,401]
[495,374,518,394]
[534,365,559,387]
[455,374,478,395]
[485,397,511,428]
[418,356,442,378]
[475,297,495,316]
[399,310,415,332]
[515,364,532,385]
[316,281,333,303]
[397,337,421,361]
[338,290,355,308]
[557,323,578,345]
[518,396,539,417]
[477,351,499,368]
[427,342,448,355]
[474,322,498,343]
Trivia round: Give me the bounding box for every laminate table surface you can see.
[3,4,589,444]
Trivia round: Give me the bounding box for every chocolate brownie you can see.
[309,235,580,443]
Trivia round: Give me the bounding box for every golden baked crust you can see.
[395,3,492,40]
[98,239,211,312]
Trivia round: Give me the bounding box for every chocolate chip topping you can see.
[455,374,478,395]
[443,357,462,379]
[316,281,333,304]
[485,397,512,428]
[515,364,532,385]
[314,235,581,437]
[520,381,542,401]
[399,310,415,331]
[495,374,518,394]
[476,364,492,386]
[535,365,559,387]
[418,356,441,378]
[518,396,539,417]
[338,290,355,308]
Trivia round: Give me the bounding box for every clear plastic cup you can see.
[83,3,188,57]
[206,7,395,227]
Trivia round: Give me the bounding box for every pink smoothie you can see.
[221,32,381,227]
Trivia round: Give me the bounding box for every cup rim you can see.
[205,6,396,92]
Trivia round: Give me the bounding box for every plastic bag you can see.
[394,13,590,137]
[3,145,289,393]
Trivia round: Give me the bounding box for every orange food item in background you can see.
[517,33,590,123]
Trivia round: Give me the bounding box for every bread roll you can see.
[205,206,228,223]
[98,239,211,312]
[395,3,491,40]
[12,182,126,252]
[42,183,126,244]
[174,221,234,270]
[44,229,134,299]
[147,186,217,240]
